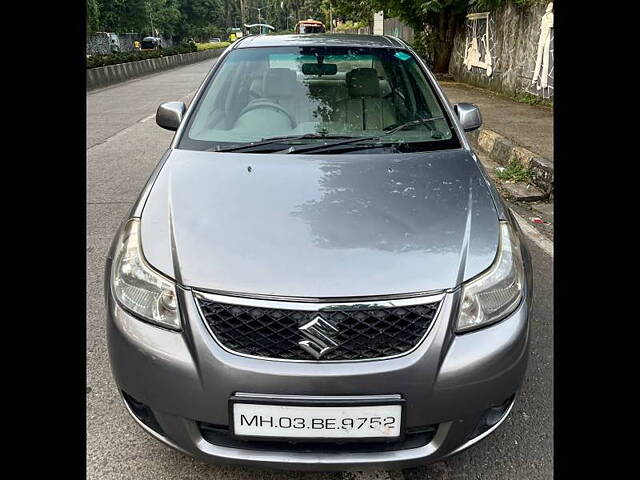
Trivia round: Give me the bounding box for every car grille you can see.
[196,296,440,361]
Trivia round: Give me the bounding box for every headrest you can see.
[249,78,262,97]
[346,68,380,97]
[263,68,297,97]
[379,79,392,97]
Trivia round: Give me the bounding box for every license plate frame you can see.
[228,393,406,443]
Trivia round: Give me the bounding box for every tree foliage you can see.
[87,0,101,33]
[99,0,148,33]
[89,0,345,40]
[92,0,231,39]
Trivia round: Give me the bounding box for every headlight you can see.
[111,219,181,330]
[457,221,524,332]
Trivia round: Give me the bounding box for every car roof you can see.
[233,34,408,49]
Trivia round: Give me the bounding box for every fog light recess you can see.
[121,390,165,436]
[469,395,515,440]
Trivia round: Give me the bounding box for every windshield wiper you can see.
[280,135,380,154]
[383,116,445,135]
[212,116,447,155]
[282,117,447,155]
[211,134,355,153]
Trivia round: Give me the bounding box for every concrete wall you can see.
[336,26,371,35]
[339,15,413,43]
[383,17,414,44]
[87,47,225,91]
[449,1,553,100]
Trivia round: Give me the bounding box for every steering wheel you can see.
[238,100,296,129]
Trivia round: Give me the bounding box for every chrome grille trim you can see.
[194,291,445,363]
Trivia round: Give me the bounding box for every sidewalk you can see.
[441,81,554,235]
[441,81,553,162]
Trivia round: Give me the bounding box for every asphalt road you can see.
[87,59,553,480]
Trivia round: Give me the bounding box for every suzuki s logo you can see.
[298,315,339,359]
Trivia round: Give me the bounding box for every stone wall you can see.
[449,1,554,100]
[87,32,175,55]
[87,33,111,55]
[117,33,139,51]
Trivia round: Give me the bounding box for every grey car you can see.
[105,34,532,471]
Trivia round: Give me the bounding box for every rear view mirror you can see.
[454,103,482,132]
[156,102,187,131]
[302,63,338,76]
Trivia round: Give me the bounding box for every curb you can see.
[467,128,554,196]
[475,148,554,239]
[87,48,225,91]
[499,182,547,203]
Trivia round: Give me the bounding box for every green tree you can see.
[222,0,242,30]
[149,0,183,37]
[300,0,322,20]
[87,0,101,33]
[97,0,226,40]
[100,0,149,32]
[333,0,377,25]
[181,0,225,40]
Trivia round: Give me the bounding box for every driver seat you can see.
[260,68,312,124]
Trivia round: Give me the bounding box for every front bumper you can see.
[105,274,530,470]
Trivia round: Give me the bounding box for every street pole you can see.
[329,0,333,32]
[147,0,155,37]
[240,0,246,35]
[251,6,266,34]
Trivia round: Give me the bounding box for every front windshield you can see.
[142,38,156,48]
[299,24,325,33]
[179,46,459,152]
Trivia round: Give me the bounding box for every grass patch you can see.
[495,159,534,183]
[512,91,553,108]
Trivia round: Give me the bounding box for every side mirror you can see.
[454,103,482,132]
[156,101,187,131]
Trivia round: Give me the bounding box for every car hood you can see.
[140,148,499,298]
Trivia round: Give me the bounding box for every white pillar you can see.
[373,11,384,35]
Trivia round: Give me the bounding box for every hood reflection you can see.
[292,154,477,254]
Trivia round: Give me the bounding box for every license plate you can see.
[232,403,403,439]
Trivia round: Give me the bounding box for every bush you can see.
[86,44,198,69]
[334,20,367,32]
[195,42,230,51]
[495,159,534,184]
[409,30,435,69]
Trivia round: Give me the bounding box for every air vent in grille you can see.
[196,296,440,361]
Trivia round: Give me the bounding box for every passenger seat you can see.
[337,68,396,132]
